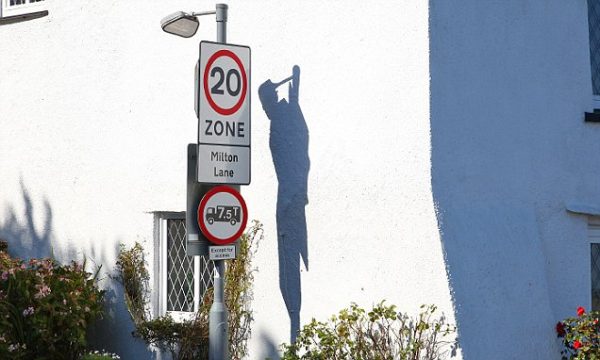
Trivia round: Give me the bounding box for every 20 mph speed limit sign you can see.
[197,41,251,185]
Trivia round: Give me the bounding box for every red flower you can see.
[556,321,565,337]
[573,340,582,350]
[578,306,586,317]
[556,322,566,337]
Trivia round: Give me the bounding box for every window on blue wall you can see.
[589,217,600,310]
[156,214,214,321]
[588,0,600,96]
[592,244,600,310]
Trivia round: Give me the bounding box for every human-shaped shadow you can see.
[259,65,310,343]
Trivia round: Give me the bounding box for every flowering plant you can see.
[557,306,600,359]
[280,302,457,360]
[0,248,104,359]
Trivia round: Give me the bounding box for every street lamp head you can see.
[161,11,199,38]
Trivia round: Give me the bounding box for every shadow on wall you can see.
[86,243,156,360]
[259,65,310,343]
[259,331,281,360]
[0,180,55,260]
[0,180,154,359]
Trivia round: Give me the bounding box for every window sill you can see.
[0,10,47,25]
[166,311,197,323]
[585,111,600,123]
[566,203,600,216]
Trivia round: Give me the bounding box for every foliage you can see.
[557,306,600,359]
[0,247,105,360]
[133,314,209,359]
[280,302,457,360]
[225,219,260,359]
[115,220,262,360]
[114,242,149,325]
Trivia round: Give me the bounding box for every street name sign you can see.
[198,185,248,246]
[197,41,251,185]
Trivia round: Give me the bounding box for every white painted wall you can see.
[431,0,597,358]
[14,0,600,359]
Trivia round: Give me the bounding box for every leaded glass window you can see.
[166,219,195,312]
[588,0,600,95]
[159,216,214,317]
[8,0,43,6]
[592,243,600,311]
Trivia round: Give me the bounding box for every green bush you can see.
[280,302,457,360]
[0,249,105,360]
[116,221,262,360]
[557,306,600,359]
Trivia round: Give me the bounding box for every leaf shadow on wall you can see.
[259,65,310,343]
[0,180,154,359]
[0,180,55,260]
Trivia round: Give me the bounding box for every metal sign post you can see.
[162,3,250,360]
[209,5,230,360]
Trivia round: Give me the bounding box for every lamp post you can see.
[161,4,230,360]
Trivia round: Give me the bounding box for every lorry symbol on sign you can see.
[206,205,241,226]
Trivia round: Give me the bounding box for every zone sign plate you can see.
[198,185,248,246]
[198,41,251,185]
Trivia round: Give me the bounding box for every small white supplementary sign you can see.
[209,245,236,260]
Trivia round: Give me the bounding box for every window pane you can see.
[592,243,600,311]
[166,219,195,312]
[588,0,600,95]
[199,254,215,302]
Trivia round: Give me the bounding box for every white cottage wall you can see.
[0,1,452,358]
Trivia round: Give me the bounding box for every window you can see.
[2,0,46,17]
[7,0,43,6]
[589,1,600,105]
[589,217,600,310]
[155,213,213,321]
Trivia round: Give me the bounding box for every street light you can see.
[160,4,230,360]
[160,11,199,38]
[160,9,224,38]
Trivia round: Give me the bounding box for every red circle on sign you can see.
[203,49,248,116]
[198,186,248,245]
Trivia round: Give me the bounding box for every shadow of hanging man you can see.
[259,65,310,343]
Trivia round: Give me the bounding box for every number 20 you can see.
[210,66,241,96]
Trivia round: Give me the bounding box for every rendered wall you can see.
[430,0,598,358]
[0,0,452,358]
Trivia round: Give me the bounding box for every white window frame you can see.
[588,216,600,310]
[1,0,46,18]
[588,0,600,109]
[593,96,600,110]
[155,212,200,322]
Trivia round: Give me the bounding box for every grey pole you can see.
[209,5,229,360]
[216,3,227,43]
